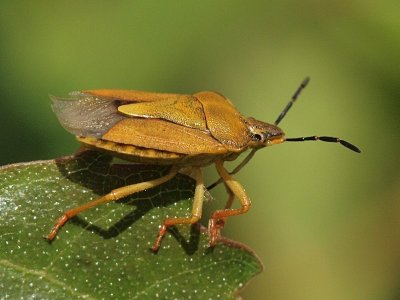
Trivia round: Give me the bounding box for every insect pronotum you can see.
[47,78,360,251]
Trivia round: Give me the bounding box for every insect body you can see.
[47,78,360,251]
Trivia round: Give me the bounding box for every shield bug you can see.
[47,78,360,251]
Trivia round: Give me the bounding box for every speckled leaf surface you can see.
[0,150,262,299]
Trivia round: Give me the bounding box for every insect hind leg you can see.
[45,166,179,241]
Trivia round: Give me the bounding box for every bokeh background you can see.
[1,1,399,299]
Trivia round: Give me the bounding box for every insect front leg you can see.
[209,160,252,247]
[209,183,234,241]
[45,166,179,241]
[152,167,204,252]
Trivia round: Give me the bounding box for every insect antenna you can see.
[274,77,310,126]
[286,136,361,153]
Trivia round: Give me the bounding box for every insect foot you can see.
[152,225,168,253]
[208,218,225,247]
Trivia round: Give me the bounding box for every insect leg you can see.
[46,166,179,241]
[209,160,252,246]
[207,149,257,190]
[223,184,235,210]
[209,183,235,239]
[152,167,204,252]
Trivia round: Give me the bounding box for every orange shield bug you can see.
[47,78,360,251]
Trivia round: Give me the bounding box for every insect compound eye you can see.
[252,133,265,142]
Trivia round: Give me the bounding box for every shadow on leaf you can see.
[54,150,201,254]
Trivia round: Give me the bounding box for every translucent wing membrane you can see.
[50,92,124,137]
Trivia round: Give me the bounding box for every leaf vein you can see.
[0,259,96,299]
[132,258,246,298]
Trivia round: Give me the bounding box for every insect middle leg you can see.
[209,160,252,246]
[46,166,179,241]
[152,166,204,252]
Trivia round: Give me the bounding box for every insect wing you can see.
[50,92,123,137]
[83,89,192,102]
[102,118,228,155]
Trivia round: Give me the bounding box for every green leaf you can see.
[0,150,262,299]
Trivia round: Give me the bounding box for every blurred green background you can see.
[1,1,399,299]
